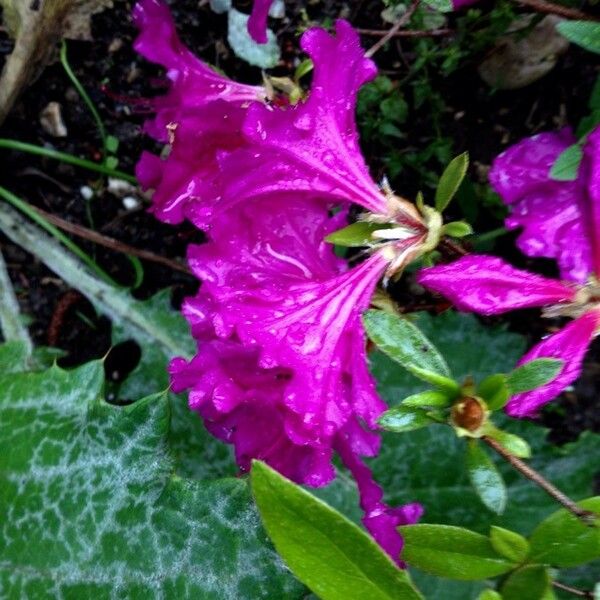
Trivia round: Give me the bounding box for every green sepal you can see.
[489,526,530,563]
[435,152,469,212]
[528,497,600,567]
[507,358,563,394]
[466,440,507,515]
[477,374,509,411]
[378,405,437,433]
[402,390,452,409]
[398,524,516,580]
[443,221,473,238]
[325,221,390,247]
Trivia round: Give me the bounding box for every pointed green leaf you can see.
[378,405,437,433]
[251,461,423,600]
[421,0,453,13]
[466,440,507,514]
[0,362,303,598]
[489,526,530,563]
[294,58,313,81]
[529,497,600,567]
[435,152,469,212]
[483,425,531,459]
[443,221,473,238]
[398,524,515,580]
[478,374,509,411]
[325,221,389,247]
[550,144,583,181]
[507,358,563,394]
[501,566,552,600]
[402,390,451,408]
[363,310,451,378]
[556,21,600,55]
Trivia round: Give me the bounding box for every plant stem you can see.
[365,0,420,58]
[483,436,596,525]
[0,139,136,184]
[0,247,32,354]
[512,0,600,21]
[552,580,594,598]
[358,27,452,38]
[60,40,108,157]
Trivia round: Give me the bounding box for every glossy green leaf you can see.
[442,221,473,238]
[557,21,600,54]
[363,309,452,379]
[549,144,583,181]
[325,221,388,247]
[398,524,515,580]
[489,526,529,563]
[466,441,507,515]
[435,152,469,212]
[500,566,552,600]
[507,358,563,394]
[0,362,304,599]
[478,374,509,411]
[378,405,437,433]
[529,497,600,567]
[251,461,423,600]
[402,390,451,408]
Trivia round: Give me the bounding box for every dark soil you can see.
[0,0,599,443]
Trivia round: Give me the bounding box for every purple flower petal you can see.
[584,126,600,277]
[489,129,593,282]
[417,255,577,315]
[219,20,387,214]
[247,0,274,44]
[506,309,600,417]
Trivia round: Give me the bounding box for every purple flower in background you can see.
[489,127,600,283]
[172,196,421,559]
[133,0,266,226]
[418,254,600,418]
[248,0,275,44]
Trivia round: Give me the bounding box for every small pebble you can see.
[122,196,140,210]
[80,185,94,201]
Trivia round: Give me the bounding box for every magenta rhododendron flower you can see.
[172,196,422,557]
[489,127,600,283]
[418,255,600,417]
[133,0,266,225]
[248,0,275,44]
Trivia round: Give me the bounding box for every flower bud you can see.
[451,396,486,433]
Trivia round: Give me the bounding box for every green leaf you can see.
[294,58,313,81]
[378,405,437,433]
[0,362,304,598]
[421,0,453,13]
[363,309,452,379]
[228,8,280,68]
[466,441,507,515]
[529,497,600,567]
[442,221,473,238]
[476,590,503,600]
[483,425,531,459]
[325,221,387,247]
[478,374,509,411]
[0,339,30,372]
[489,526,530,563]
[549,144,583,181]
[402,390,451,408]
[435,152,469,212]
[398,524,515,580]
[507,358,563,394]
[501,566,552,600]
[557,21,600,54]
[251,461,423,600]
